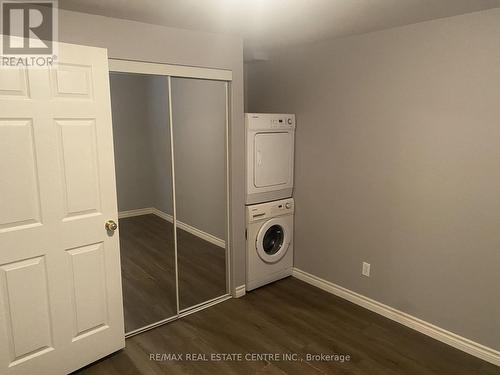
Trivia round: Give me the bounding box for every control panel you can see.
[245,113,295,131]
[271,116,294,129]
[247,198,294,223]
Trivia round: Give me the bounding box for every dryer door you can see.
[254,132,293,188]
[256,218,291,263]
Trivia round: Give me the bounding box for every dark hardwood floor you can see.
[76,277,500,375]
[119,214,226,332]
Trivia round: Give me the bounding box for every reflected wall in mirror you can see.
[110,73,176,333]
[171,77,228,310]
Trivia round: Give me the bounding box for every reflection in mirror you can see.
[109,73,176,333]
[171,77,227,310]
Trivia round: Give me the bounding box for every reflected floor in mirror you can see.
[119,214,226,333]
[177,224,227,310]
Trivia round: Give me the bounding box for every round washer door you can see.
[255,217,291,263]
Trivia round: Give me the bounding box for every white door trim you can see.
[292,267,500,367]
[108,58,232,81]
[234,285,246,298]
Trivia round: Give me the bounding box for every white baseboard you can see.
[150,207,173,222]
[154,208,225,248]
[234,285,246,298]
[292,267,500,367]
[118,207,154,218]
[118,207,225,248]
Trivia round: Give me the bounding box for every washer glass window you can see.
[262,225,284,255]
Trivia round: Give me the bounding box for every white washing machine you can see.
[246,113,295,205]
[246,198,294,291]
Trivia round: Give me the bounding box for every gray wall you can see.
[246,9,500,350]
[58,9,245,289]
[109,73,155,211]
[172,78,226,240]
[146,76,174,216]
[110,73,173,216]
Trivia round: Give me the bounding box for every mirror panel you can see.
[110,73,176,333]
[171,77,227,310]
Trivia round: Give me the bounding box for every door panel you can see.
[66,243,107,339]
[51,63,93,99]
[254,132,292,188]
[0,67,29,97]
[0,119,41,231]
[109,73,176,333]
[57,119,101,218]
[171,77,228,311]
[0,256,53,363]
[0,40,124,375]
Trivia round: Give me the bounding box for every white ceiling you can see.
[59,0,500,57]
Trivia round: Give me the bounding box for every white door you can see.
[254,132,293,188]
[0,41,124,374]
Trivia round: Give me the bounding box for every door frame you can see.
[108,58,233,338]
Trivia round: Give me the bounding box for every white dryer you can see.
[246,198,294,291]
[246,113,295,205]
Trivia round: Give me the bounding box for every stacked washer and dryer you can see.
[245,113,295,291]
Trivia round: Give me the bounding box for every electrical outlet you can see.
[362,262,371,277]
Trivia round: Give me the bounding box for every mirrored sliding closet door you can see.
[109,61,230,336]
[171,77,228,311]
[110,73,176,334]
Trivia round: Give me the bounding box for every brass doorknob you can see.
[105,220,118,232]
